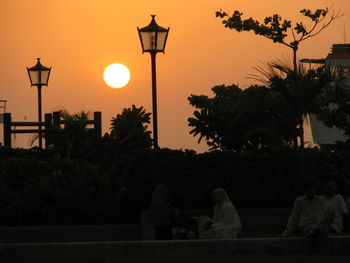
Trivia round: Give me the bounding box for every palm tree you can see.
[110,105,152,151]
[313,66,350,137]
[253,62,344,148]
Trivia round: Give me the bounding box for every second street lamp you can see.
[138,15,169,148]
[27,58,51,149]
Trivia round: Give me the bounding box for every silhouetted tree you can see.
[110,105,152,152]
[315,67,350,137]
[253,63,345,148]
[216,7,341,72]
[188,84,296,151]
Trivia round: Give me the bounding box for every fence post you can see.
[3,113,11,148]
[53,111,61,129]
[94,112,102,137]
[44,113,52,148]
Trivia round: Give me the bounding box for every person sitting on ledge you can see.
[198,188,242,239]
[283,182,327,238]
[346,197,350,232]
[321,181,348,234]
[150,184,174,240]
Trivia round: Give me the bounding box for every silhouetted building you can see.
[326,44,350,67]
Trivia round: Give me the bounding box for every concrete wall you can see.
[0,225,141,243]
[1,236,349,263]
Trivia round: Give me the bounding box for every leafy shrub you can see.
[0,146,350,226]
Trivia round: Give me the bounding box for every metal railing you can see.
[2,111,101,148]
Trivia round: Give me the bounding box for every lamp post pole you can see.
[150,51,158,148]
[37,84,43,149]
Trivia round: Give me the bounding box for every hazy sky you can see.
[1,0,349,152]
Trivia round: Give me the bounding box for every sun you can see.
[103,63,130,88]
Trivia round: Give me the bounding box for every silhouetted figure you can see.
[150,184,173,240]
[321,181,348,234]
[283,182,330,253]
[283,183,327,237]
[346,197,350,232]
[198,188,241,239]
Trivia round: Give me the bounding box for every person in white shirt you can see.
[321,181,348,234]
[283,183,326,237]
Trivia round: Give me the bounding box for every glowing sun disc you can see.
[104,63,130,88]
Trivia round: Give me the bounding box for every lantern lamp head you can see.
[137,15,170,53]
[27,58,51,86]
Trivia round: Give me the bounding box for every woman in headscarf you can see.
[150,184,173,240]
[199,188,242,239]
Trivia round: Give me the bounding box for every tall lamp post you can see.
[138,15,169,148]
[27,58,51,149]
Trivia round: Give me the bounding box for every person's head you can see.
[213,188,230,205]
[324,181,337,197]
[152,184,170,202]
[303,182,316,200]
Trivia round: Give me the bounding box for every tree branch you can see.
[291,28,296,42]
[300,10,343,42]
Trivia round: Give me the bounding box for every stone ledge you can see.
[0,225,141,243]
[0,236,349,263]
[141,208,290,240]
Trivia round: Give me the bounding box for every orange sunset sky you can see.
[1,0,349,152]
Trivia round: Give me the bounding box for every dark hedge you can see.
[0,147,349,226]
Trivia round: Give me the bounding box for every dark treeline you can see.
[1,146,350,226]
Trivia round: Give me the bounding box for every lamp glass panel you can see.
[156,31,167,51]
[40,70,50,85]
[29,70,40,85]
[140,31,156,51]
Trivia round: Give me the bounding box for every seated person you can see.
[198,188,242,239]
[320,181,348,234]
[150,184,174,240]
[283,183,327,237]
[345,197,350,232]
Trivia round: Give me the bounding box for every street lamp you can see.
[138,15,169,148]
[27,58,51,149]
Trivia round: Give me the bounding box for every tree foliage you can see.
[188,84,296,151]
[188,64,346,150]
[2,147,350,226]
[315,67,350,137]
[216,7,342,71]
[110,105,152,152]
